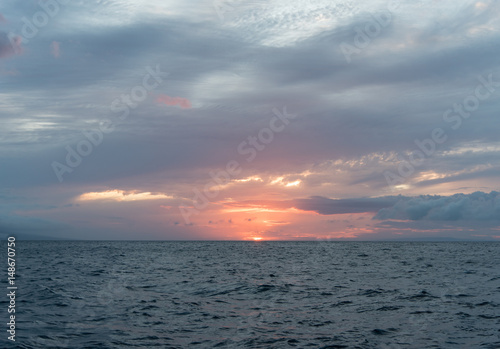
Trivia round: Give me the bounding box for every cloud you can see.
[374,191,500,221]
[247,192,500,222]
[0,32,22,59]
[77,190,174,202]
[292,196,399,214]
[156,94,191,109]
[0,0,499,240]
[223,196,399,215]
[0,13,6,23]
[51,41,60,58]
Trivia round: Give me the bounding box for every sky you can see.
[0,0,499,241]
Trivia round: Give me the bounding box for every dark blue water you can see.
[1,241,499,348]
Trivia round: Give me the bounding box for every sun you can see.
[252,237,263,241]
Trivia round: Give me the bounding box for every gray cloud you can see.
[374,191,500,221]
[258,191,500,222]
[292,196,399,214]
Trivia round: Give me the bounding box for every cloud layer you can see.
[374,191,500,221]
[0,0,499,240]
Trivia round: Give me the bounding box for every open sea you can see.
[1,241,499,348]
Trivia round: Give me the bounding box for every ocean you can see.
[2,241,499,348]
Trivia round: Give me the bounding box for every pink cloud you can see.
[0,33,23,59]
[156,94,191,109]
[51,41,60,58]
[0,13,6,23]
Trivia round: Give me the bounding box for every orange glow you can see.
[174,195,379,241]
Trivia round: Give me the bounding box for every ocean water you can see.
[2,241,499,348]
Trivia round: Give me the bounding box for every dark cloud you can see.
[251,192,500,223]
[226,196,399,215]
[374,191,500,221]
[292,196,399,214]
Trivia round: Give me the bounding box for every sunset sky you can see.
[1,0,499,240]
